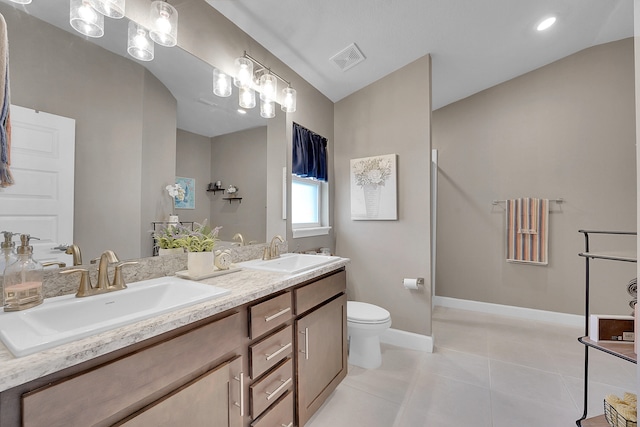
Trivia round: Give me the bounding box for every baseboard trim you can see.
[380,328,434,353]
[433,296,583,328]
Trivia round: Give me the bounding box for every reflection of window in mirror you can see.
[292,176,321,228]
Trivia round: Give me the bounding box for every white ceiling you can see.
[6,0,634,138]
[207,0,634,109]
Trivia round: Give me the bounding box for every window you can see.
[292,176,321,228]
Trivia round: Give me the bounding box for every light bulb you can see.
[70,0,105,38]
[234,57,253,88]
[259,74,277,101]
[260,99,275,118]
[239,86,256,109]
[127,21,154,61]
[149,1,178,47]
[213,69,232,97]
[281,87,296,113]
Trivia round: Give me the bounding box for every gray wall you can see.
[433,38,636,315]
[175,129,213,227]
[210,127,268,243]
[3,3,177,261]
[334,56,432,336]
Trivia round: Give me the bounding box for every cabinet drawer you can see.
[294,269,346,315]
[249,292,292,339]
[250,325,293,379]
[250,358,293,418]
[251,390,294,427]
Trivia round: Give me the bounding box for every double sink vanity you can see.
[0,251,349,427]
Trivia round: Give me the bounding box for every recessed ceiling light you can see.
[537,16,556,31]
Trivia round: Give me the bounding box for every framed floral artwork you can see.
[174,177,195,209]
[350,154,397,220]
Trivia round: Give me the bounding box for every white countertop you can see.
[0,258,349,393]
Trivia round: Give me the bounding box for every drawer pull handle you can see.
[233,371,244,416]
[265,377,292,401]
[299,327,309,360]
[265,342,292,361]
[281,423,293,427]
[265,307,291,322]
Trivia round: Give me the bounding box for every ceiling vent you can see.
[330,43,365,72]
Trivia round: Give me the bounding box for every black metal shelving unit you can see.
[576,230,637,427]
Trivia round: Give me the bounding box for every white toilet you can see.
[347,301,392,369]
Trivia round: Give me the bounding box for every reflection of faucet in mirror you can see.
[65,244,83,266]
[232,233,244,246]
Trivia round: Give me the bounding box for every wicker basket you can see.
[605,400,638,427]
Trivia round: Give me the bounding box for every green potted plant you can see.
[176,220,221,277]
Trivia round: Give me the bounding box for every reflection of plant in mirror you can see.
[153,220,221,251]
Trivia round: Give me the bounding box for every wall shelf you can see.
[222,197,242,204]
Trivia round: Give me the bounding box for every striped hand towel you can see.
[506,198,549,265]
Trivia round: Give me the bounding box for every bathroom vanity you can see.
[0,257,348,427]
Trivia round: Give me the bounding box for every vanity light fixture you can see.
[238,86,256,109]
[70,0,105,38]
[537,16,556,31]
[226,52,297,114]
[127,21,154,62]
[89,0,125,19]
[149,0,178,47]
[213,69,232,97]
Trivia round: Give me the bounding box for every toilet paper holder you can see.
[403,277,424,290]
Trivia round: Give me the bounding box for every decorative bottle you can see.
[3,234,44,311]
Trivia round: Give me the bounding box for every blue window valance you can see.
[292,123,328,182]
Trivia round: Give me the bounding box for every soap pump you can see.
[0,231,17,278]
[3,234,44,311]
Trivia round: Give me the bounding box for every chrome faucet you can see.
[263,235,284,260]
[232,233,245,246]
[61,250,138,297]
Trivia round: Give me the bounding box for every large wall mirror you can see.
[0,0,287,263]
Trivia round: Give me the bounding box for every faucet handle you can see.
[112,261,138,290]
[60,268,92,298]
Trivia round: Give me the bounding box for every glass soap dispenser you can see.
[3,234,44,311]
[0,231,17,279]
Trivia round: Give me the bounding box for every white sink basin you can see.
[239,253,341,274]
[0,277,231,357]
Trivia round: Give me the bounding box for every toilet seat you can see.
[347,301,391,324]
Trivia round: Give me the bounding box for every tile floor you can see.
[306,306,638,427]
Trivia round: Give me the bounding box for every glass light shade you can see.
[234,57,253,88]
[127,21,154,62]
[8,0,32,4]
[89,0,125,19]
[259,74,277,101]
[281,87,297,113]
[260,98,275,119]
[70,0,104,38]
[149,0,178,47]
[238,86,256,109]
[213,69,232,97]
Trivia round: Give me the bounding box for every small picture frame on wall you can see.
[350,154,398,220]
[175,177,195,209]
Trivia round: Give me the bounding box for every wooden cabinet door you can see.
[296,294,347,426]
[115,361,230,427]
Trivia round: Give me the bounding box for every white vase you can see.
[158,247,184,256]
[187,251,214,277]
[363,184,381,218]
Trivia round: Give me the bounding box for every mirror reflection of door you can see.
[0,105,75,265]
